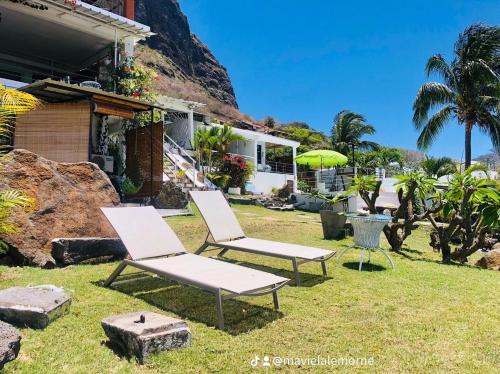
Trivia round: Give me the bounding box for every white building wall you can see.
[250,172,295,194]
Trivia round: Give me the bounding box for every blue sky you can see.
[179,0,499,160]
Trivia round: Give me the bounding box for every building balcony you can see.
[0,0,150,88]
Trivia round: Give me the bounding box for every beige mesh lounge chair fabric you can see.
[189,191,336,286]
[101,206,289,329]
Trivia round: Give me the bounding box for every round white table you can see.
[338,214,395,271]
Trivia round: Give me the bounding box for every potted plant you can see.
[310,191,348,239]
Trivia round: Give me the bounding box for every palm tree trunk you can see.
[464,122,472,169]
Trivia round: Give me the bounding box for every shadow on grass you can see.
[214,256,333,287]
[397,249,476,268]
[341,262,387,272]
[95,274,284,335]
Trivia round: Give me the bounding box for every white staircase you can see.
[163,135,216,192]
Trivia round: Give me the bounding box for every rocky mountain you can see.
[135,0,238,108]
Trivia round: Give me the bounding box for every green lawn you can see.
[1,204,499,373]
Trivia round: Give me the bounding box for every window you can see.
[257,144,262,164]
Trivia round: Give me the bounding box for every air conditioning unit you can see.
[90,154,114,173]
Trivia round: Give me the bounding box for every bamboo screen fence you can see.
[14,101,91,163]
[126,123,163,198]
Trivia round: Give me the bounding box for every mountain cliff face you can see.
[135,0,238,108]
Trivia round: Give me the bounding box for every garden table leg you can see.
[359,248,366,271]
[377,248,395,270]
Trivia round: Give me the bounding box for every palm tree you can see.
[421,156,457,178]
[413,24,500,169]
[193,124,245,173]
[193,126,218,173]
[0,84,38,251]
[215,124,245,155]
[331,110,379,157]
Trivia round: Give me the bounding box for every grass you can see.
[1,204,499,373]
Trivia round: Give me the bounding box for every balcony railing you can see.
[259,161,294,175]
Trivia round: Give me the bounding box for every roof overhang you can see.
[209,123,300,148]
[20,79,165,112]
[0,0,152,75]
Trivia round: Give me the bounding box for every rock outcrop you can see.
[0,149,120,267]
[135,0,238,107]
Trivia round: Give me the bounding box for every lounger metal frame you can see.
[104,255,289,330]
[196,233,336,286]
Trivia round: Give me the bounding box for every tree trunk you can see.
[464,122,473,169]
[383,225,403,252]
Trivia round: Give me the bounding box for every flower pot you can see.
[228,187,241,195]
[319,210,347,240]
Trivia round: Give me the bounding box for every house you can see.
[2,0,300,197]
[1,0,167,199]
[161,96,300,194]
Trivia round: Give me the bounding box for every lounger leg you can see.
[359,248,366,271]
[367,248,372,263]
[321,261,327,277]
[215,290,224,330]
[195,242,210,255]
[104,262,127,287]
[218,248,229,257]
[292,258,301,286]
[272,290,280,310]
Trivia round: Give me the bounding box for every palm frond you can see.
[425,54,457,88]
[416,105,455,150]
[0,84,40,117]
[413,83,456,128]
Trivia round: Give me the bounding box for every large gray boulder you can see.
[0,285,71,329]
[0,321,21,369]
[102,311,191,364]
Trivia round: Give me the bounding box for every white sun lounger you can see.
[189,191,336,286]
[101,206,290,330]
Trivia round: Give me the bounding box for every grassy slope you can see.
[1,204,499,373]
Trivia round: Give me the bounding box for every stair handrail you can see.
[163,134,198,188]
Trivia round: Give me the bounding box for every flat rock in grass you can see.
[0,321,21,369]
[102,311,191,364]
[0,285,71,329]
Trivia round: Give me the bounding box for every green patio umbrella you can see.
[295,150,348,169]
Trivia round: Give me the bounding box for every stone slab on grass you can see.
[102,311,191,364]
[0,321,21,369]
[0,285,71,329]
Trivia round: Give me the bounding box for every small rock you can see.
[475,249,500,271]
[0,285,71,329]
[102,311,191,364]
[0,321,21,369]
